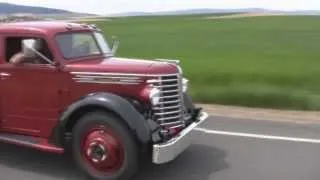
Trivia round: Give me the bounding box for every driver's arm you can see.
[9,52,26,64]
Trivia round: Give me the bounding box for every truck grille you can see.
[149,74,185,130]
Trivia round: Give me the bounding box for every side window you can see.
[5,36,53,65]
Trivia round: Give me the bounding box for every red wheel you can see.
[81,125,125,173]
[72,111,139,180]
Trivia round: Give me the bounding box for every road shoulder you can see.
[199,104,320,124]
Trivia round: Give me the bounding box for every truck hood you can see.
[64,57,178,75]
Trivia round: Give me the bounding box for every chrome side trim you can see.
[71,72,181,85]
[154,58,180,65]
[71,72,148,85]
[74,80,141,85]
[73,75,142,80]
[73,77,143,83]
[147,79,178,83]
[71,72,179,77]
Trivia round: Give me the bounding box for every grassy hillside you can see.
[90,15,320,110]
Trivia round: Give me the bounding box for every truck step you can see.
[0,132,64,154]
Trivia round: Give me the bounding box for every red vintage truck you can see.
[0,21,208,180]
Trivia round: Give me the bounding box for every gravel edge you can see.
[198,104,320,124]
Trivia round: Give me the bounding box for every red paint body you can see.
[0,21,177,152]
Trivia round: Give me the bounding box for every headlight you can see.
[182,78,189,92]
[149,87,161,106]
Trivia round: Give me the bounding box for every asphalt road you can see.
[1,116,320,180]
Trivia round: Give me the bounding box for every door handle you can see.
[0,72,11,77]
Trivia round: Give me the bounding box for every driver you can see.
[9,39,41,64]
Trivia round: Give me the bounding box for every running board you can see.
[0,132,64,154]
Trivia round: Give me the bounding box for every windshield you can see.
[56,32,112,59]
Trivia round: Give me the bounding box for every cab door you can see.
[0,35,62,137]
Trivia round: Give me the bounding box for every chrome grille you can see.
[150,74,185,129]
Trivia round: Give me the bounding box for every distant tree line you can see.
[0,15,43,23]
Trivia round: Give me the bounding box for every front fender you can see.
[53,92,151,146]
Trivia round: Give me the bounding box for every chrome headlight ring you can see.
[182,78,189,93]
[149,87,161,106]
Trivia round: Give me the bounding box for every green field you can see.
[87,15,320,110]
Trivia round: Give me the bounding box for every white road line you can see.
[194,127,320,144]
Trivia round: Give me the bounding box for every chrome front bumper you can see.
[152,112,209,164]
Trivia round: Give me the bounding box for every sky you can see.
[0,0,320,15]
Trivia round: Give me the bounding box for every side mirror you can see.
[111,36,120,55]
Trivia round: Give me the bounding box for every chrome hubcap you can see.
[86,141,108,163]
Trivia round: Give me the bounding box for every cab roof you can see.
[0,21,97,34]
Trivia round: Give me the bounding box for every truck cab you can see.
[0,21,208,180]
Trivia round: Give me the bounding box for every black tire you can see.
[72,111,139,180]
